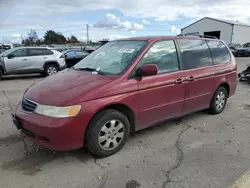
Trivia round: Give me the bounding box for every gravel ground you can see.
[0,58,250,188]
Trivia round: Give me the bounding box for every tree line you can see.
[22,29,85,46]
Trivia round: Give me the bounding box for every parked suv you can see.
[13,36,237,157]
[0,47,66,79]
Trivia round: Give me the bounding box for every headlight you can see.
[35,105,81,118]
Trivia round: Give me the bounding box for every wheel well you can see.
[101,104,136,134]
[43,61,59,69]
[219,83,230,96]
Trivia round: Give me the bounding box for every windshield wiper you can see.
[73,67,108,75]
[74,67,97,71]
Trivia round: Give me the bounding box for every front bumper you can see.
[13,104,85,151]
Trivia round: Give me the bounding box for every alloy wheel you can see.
[215,91,226,111]
[47,67,57,75]
[98,119,125,151]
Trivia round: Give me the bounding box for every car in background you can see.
[0,47,66,80]
[228,43,241,51]
[0,44,4,54]
[0,43,23,54]
[13,36,236,157]
[228,43,241,56]
[82,46,96,53]
[234,42,250,57]
[62,49,89,68]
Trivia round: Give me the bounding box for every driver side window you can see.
[10,49,26,58]
[138,40,179,74]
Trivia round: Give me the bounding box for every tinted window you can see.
[178,39,213,69]
[28,48,53,56]
[207,41,230,65]
[10,49,26,57]
[139,40,179,74]
[66,51,76,57]
[43,49,53,55]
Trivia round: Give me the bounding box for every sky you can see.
[0,0,250,43]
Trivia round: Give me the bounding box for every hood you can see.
[25,69,116,106]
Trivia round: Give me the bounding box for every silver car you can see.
[0,47,66,80]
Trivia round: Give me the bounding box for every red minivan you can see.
[13,36,237,157]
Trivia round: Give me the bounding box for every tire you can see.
[44,64,58,76]
[85,109,130,157]
[209,86,228,114]
[0,69,3,80]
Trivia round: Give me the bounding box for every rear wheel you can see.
[44,64,58,76]
[209,86,228,114]
[85,109,130,157]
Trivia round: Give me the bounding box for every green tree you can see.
[68,35,79,43]
[44,30,67,44]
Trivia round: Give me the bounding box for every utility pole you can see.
[21,34,23,44]
[86,24,89,44]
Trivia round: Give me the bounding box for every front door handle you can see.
[22,58,27,61]
[175,78,184,84]
[187,76,195,81]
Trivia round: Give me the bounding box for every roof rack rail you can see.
[177,34,217,39]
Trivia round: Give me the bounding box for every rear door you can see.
[136,40,186,128]
[27,48,53,70]
[4,48,28,73]
[207,40,235,96]
[177,39,215,114]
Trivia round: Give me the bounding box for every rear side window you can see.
[28,48,53,56]
[139,40,179,74]
[207,41,230,64]
[178,39,213,70]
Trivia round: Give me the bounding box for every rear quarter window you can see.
[206,41,231,65]
[43,49,54,55]
[177,39,213,70]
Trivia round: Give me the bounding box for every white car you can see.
[0,47,66,80]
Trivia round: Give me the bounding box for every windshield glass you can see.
[0,48,16,56]
[73,40,147,75]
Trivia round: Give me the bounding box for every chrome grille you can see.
[21,97,37,112]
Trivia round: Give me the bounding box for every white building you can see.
[181,17,250,45]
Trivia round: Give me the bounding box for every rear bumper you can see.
[59,64,67,70]
[13,104,86,151]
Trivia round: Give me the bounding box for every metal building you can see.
[181,17,250,45]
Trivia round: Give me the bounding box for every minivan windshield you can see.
[73,40,147,75]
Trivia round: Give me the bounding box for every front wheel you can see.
[85,109,130,157]
[209,86,228,114]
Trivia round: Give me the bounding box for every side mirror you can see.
[137,64,158,77]
[7,54,15,59]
